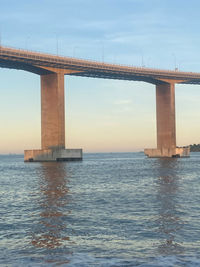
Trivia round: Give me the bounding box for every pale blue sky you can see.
[0,0,200,153]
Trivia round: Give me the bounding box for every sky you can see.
[1,0,200,153]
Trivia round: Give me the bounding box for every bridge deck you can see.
[0,46,200,84]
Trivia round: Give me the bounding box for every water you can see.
[0,152,200,266]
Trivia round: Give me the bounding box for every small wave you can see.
[9,254,200,267]
[139,255,200,267]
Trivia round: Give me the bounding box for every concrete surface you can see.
[41,73,65,150]
[24,148,82,162]
[24,72,82,162]
[156,83,176,150]
[144,147,190,158]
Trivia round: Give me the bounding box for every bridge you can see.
[1,46,199,161]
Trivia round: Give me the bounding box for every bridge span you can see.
[0,46,198,160]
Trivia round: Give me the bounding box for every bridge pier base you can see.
[24,148,82,162]
[24,72,82,162]
[144,82,190,158]
[144,147,190,158]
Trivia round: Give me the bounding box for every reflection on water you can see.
[31,162,72,253]
[155,159,184,255]
[2,153,200,265]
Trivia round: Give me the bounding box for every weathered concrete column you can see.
[41,73,65,150]
[144,82,190,157]
[24,72,82,162]
[156,82,176,150]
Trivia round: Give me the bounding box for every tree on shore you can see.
[190,144,200,152]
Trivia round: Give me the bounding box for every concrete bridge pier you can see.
[144,82,190,158]
[24,72,82,162]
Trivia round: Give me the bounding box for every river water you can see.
[0,152,200,266]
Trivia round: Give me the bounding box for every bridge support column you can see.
[156,82,176,151]
[24,72,82,162]
[41,73,65,150]
[144,82,190,158]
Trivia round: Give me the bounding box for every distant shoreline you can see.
[190,144,200,152]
